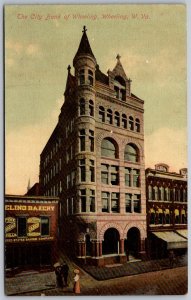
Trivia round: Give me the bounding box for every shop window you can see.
[17,217,27,237]
[41,217,50,236]
[150,212,155,224]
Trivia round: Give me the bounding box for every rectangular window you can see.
[89,130,94,152]
[125,168,131,187]
[111,193,119,213]
[90,160,95,182]
[110,166,119,185]
[80,189,86,212]
[134,195,141,213]
[102,192,109,212]
[101,164,109,184]
[80,129,85,151]
[71,171,75,186]
[90,190,95,212]
[133,169,140,187]
[125,194,132,213]
[41,217,50,236]
[67,174,71,188]
[80,159,86,182]
[18,217,27,237]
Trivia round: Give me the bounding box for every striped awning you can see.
[152,231,187,249]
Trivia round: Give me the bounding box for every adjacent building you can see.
[5,195,59,274]
[146,164,187,259]
[39,26,147,265]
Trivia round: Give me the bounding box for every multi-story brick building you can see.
[146,164,187,259]
[5,195,59,273]
[39,26,147,265]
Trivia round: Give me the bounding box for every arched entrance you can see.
[102,228,120,255]
[85,235,92,256]
[125,227,140,258]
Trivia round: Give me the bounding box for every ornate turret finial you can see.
[82,25,87,33]
[116,54,121,61]
[67,65,71,73]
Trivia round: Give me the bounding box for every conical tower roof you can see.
[73,26,95,64]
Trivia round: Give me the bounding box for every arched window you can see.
[135,118,140,132]
[89,100,94,117]
[79,98,85,115]
[88,70,93,86]
[99,106,105,122]
[101,138,118,158]
[106,109,113,124]
[124,144,139,162]
[159,186,164,200]
[122,114,127,129]
[129,116,134,130]
[114,112,120,127]
[79,69,85,85]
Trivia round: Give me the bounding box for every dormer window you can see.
[114,76,126,101]
[88,70,93,86]
[79,69,85,85]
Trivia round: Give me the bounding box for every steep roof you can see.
[73,26,95,63]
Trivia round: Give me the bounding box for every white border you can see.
[1,1,190,300]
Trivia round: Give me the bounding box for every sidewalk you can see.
[5,255,187,296]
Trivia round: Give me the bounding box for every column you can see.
[77,241,82,257]
[96,241,100,257]
[99,241,102,257]
[81,242,85,257]
[119,239,124,254]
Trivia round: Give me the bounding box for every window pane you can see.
[18,217,27,237]
[101,139,116,158]
[41,217,49,236]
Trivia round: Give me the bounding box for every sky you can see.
[5,4,187,194]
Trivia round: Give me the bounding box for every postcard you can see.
[4,4,187,296]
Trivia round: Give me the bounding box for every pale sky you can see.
[5,4,187,194]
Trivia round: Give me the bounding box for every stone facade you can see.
[39,27,147,265]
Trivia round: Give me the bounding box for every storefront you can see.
[5,195,59,273]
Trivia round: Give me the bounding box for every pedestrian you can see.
[54,262,63,288]
[61,261,69,287]
[73,269,80,294]
[168,250,175,268]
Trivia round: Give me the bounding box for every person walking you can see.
[168,250,176,268]
[73,269,80,294]
[54,262,63,288]
[61,261,69,287]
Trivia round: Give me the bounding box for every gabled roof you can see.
[73,26,95,63]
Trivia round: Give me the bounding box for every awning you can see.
[176,229,188,239]
[152,231,187,249]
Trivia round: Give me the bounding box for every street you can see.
[17,266,187,296]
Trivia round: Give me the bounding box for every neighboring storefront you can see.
[5,195,59,273]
